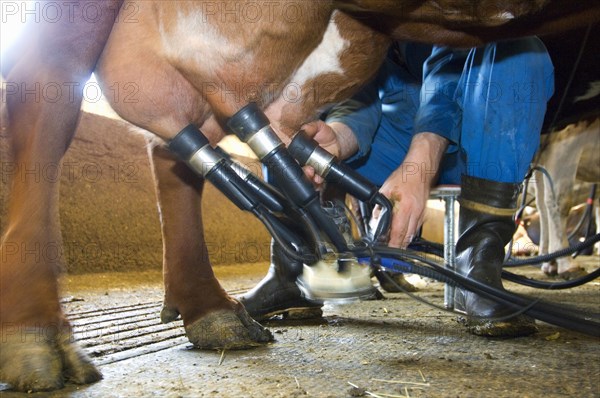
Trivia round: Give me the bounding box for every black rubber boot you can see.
[454,175,537,337]
[237,241,323,321]
[373,269,418,293]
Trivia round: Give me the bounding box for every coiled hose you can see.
[354,245,600,337]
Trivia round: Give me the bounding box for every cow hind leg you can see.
[95,27,271,348]
[147,143,272,349]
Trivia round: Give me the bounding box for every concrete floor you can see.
[1,259,599,398]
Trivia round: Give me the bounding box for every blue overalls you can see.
[326,38,555,186]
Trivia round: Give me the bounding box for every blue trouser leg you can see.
[452,37,554,184]
[347,37,554,187]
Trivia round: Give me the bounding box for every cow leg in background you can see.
[146,142,272,348]
[532,170,551,267]
[535,167,573,275]
[0,1,122,392]
[535,123,591,278]
[596,204,600,255]
[575,121,600,256]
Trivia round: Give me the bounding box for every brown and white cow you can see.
[0,2,392,391]
[1,0,599,393]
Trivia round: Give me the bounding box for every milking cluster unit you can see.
[167,102,600,337]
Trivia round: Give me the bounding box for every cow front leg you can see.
[147,142,272,349]
[0,1,123,391]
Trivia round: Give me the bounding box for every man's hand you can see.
[300,120,359,185]
[301,120,359,159]
[377,132,449,248]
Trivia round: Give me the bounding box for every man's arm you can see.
[301,68,383,183]
[379,46,465,248]
[414,46,468,149]
[379,132,448,248]
[306,61,384,158]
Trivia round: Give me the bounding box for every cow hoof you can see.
[541,262,558,276]
[374,270,418,293]
[457,315,538,338]
[160,305,181,323]
[185,307,274,350]
[558,266,587,280]
[58,334,103,385]
[0,330,101,392]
